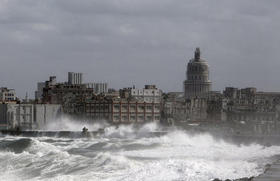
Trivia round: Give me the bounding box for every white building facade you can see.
[0,87,16,102]
[0,103,62,130]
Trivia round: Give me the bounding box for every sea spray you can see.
[43,116,110,131]
[0,124,280,181]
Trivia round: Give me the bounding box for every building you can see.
[120,85,162,103]
[162,48,226,124]
[223,87,239,99]
[64,94,161,124]
[0,103,62,130]
[69,96,112,121]
[34,104,63,129]
[94,83,108,94]
[35,82,45,101]
[42,83,94,104]
[106,88,120,98]
[184,48,212,99]
[68,72,83,85]
[222,87,280,134]
[206,91,225,122]
[41,75,94,104]
[0,87,17,102]
[162,92,190,125]
[86,83,108,94]
[111,98,161,123]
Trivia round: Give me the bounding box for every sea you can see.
[0,118,280,181]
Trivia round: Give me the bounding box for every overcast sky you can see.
[0,0,280,98]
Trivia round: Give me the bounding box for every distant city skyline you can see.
[0,0,280,98]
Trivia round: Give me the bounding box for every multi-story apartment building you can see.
[42,83,94,104]
[0,87,17,102]
[68,72,83,85]
[222,87,280,134]
[111,98,161,123]
[64,95,161,124]
[86,83,108,94]
[41,75,94,104]
[120,85,162,103]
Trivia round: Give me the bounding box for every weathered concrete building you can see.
[0,103,62,130]
[111,98,161,123]
[223,87,280,134]
[106,89,120,98]
[41,75,94,105]
[42,83,94,104]
[0,87,17,102]
[86,82,108,95]
[162,92,219,125]
[64,95,161,124]
[68,72,83,85]
[120,85,162,103]
[64,95,112,121]
[162,92,190,125]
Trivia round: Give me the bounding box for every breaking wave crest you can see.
[0,124,280,181]
[103,122,161,138]
[42,116,110,131]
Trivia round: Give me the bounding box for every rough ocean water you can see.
[0,119,280,181]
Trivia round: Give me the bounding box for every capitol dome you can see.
[184,48,212,99]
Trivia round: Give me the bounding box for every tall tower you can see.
[184,48,212,99]
[68,72,83,85]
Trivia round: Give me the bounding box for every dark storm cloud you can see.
[0,0,280,98]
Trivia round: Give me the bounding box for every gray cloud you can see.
[0,0,280,98]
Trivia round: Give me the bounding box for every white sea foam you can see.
[0,125,280,181]
[43,116,109,131]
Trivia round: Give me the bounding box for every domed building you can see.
[184,48,212,99]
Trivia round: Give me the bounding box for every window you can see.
[122,115,128,122]
[146,115,152,121]
[114,105,120,112]
[155,106,160,112]
[146,106,152,112]
[138,105,144,112]
[130,115,136,121]
[130,105,136,112]
[114,115,120,120]
[138,115,144,122]
[122,105,128,110]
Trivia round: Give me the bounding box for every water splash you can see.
[42,116,109,131]
[0,126,280,181]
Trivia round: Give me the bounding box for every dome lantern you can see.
[194,47,200,61]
